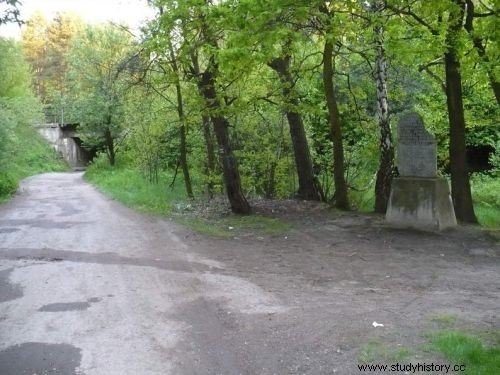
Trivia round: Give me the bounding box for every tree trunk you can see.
[177,97,194,199]
[104,128,115,166]
[445,1,477,223]
[322,40,349,210]
[190,50,216,199]
[265,161,277,199]
[268,56,320,201]
[372,25,394,214]
[199,67,250,214]
[202,114,216,198]
[168,41,194,199]
[192,2,250,213]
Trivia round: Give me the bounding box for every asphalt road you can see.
[0,173,285,375]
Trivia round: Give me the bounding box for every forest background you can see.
[0,0,498,229]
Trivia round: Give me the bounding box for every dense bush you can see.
[0,39,67,201]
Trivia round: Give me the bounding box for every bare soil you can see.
[175,198,500,374]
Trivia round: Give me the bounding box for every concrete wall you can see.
[36,124,91,170]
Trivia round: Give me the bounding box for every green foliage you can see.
[472,174,500,208]
[65,24,133,163]
[489,140,500,175]
[0,98,68,201]
[0,39,32,98]
[0,37,67,202]
[11,0,495,219]
[471,174,500,229]
[85,0,497,221]
[84,155,186,214]
[21,11,84,114]
[0,172,16,198]
[426,331,500,375]
[85,154,292,236]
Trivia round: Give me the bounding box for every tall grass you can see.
[84,155,188,215]
[471,174,500,229]
[85,155,293,237]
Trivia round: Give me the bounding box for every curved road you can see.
[0,173,284,375]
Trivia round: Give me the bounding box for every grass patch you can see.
[358,338,383,364]
[358,338,413,364]
[426,331,500,374]
[0,123,68,203]
[358,319,499,372]
[474,203,500,230]
[471,174,500,230]
[389,348,413,362]
[431,314,458,327]
[84,159,186,215]
[177,215,293,238]
[349,186,375,212]
[85,157,292,237]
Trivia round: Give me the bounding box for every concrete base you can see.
[386,177,457,231]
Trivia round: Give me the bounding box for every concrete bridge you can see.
[35,123,94,170]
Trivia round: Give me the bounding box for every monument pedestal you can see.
[386,177,457,231]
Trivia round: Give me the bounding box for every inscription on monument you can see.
[397,112,437,178]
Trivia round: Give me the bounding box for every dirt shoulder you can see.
[174,199,499,373]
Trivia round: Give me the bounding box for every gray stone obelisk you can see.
[385,113,457,230]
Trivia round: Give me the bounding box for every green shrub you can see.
[0,98,68,202]
[0,172,16,198]
[471,174,500,229]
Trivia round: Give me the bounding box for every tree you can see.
[196,11,251,213]
[185,48,217,198]
[136,4,194,198]
[147,0,251,213]
[22,11,83,117]
[444,0,476,222]
[44,13,84,115]
[27,0,495,223]
[0,37,34,158]
[0,0,21,26]
[268,43,322,201]
[368,1,395,214]
[246,1,322,201]
[318,2,350,209]
[386,0,477,223]
[0,38,32,98]
[463,0,499,106]
[0,36,47,196]
[21,11,48,98]
[167,39,194,198]
[66,24,133,166]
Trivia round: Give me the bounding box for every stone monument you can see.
[385,112,457,230]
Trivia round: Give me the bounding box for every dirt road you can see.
[1,173,498,374]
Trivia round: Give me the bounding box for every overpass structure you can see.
[35,123,94,170]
